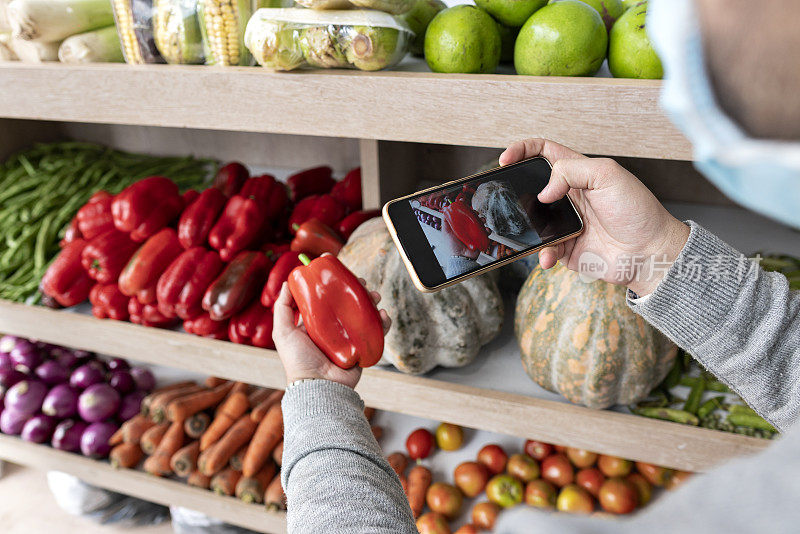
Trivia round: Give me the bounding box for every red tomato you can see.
[598,478,639,514]
[598,455,633,477]
[524,440,553,461]
[556,484,594,514]
[566,447,598,468]
[471,501,500,530]
[541,454,574,487]
[576,467,605,498]
[406,428,435,460]
[626,473,652,506]
[477,444,508,475]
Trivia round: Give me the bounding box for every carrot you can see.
[407,465,432,518]
[242,404,283,477]
[110,443,143,469]
[248,387,273,408]
[150,384,205,423]
[236,462,276,504]
[121,414,156,444]
[205,377,227,388]
[200,391,249,451]
[170,441,201,477]
[264,475,286,511]
[364,407,376,421]
[184,412,211,439]
[141,381,196,416]
[230,381,250,395]
[250,390,284,422]
[109,427,124,447]
[211,467,242,496]
[143,420,185,476]
[166,381,235,422]
[387,452,408,479]
[199,414,257,476]
[230,444,248,471]
[371,425,383,440]
[188,470,212,489]
[140,422,170,455]
[272,440,283,466]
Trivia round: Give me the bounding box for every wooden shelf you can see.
[0,434,286,534]
[0,62,690,160]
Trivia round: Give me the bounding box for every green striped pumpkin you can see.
[514,263,677,409]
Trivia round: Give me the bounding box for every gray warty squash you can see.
[514,263,677,409]
[337,218,504,375]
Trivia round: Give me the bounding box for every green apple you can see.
[608,0,663,79]
[424,5,501,73]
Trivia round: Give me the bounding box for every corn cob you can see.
[198,0,250,65]
[153,0,204,64]
[112,0,143,63]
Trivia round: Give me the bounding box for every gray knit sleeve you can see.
[627,221,800,431]
[281,379,416,534]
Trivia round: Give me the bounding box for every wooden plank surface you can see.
[0,434,286,534]
[0,63,691,159]
[0,300,769,471]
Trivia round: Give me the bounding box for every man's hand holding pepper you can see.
[273,281,391,389]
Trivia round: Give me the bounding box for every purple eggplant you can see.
[108,370,135,394]
[35,361,70,385]
[10,344,42,373]
[0,368,26,394]
[130,367,156,392]
[0,408,30,435]
[52,419,89,452]
[4,380,47,414]
[80,421,118,458]
[0,335,18,354]
[69,364,105,389]
[78,383,120,423]
[42,384,79,418]
[106,357,130,371]
[49,347,79,368]
[118,390,146,421]
[21,414,56,443]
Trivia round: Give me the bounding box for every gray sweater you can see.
[281,221,800,533]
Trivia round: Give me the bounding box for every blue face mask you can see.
[648,0,800,230]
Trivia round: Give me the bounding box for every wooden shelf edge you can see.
[0,63,691,160]
[0,434,286,534]
[0,300,769,472]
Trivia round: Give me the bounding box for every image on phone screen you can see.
[385,157,583,290]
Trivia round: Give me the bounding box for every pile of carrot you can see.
[387,451,431,519]
[108,376,383,512]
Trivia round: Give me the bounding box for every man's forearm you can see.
[628,221,800,430]
[281,379,416,534]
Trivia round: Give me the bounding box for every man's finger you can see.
[539,245,562,269]
[538,158,607,204]
[272,283,296,337]
[370,290,381,305]
[500,138,586,167]
[379,309,391,335]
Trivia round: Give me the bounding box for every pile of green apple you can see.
[413,427,693,534]
[423,0,662,79]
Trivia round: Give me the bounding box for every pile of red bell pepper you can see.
[41,162,381,352]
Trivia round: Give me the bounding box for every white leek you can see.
[58,24,122,63]
[11,35,58,61]
[8,0,114,42]
[0,30,17,60]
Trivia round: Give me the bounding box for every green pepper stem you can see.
[298,253,311,266]
[292,223,301,232]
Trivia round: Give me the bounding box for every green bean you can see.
[697,396,726,419]
[683,376,706,414]
[34,215,54,272]
[662,356,683,390]
[727,404,758,417]
[727,414,777,432]
[679,376,731,393]
[632,407,700,425]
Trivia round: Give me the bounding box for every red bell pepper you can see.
[208,195,273,262]
[202,251,272,321]
[260,251,302,308]
[288,254,384,369]
[286,166,334,201]
[183,189,200,207]
[128,297,177,328]
[336,209,380,241]
[59,217,82,248]
[177,187,227,249]
[81,229,140,284]
[156,247,224,320]
[89,283,129,321]
[229,301,274,348]
[290,219,343,257]
[118,228,183,303]
[287,194,345,234]
[261,242,291,261]
[76,191,115,240]
[112,176,184,241]
[41,239,93,307]
[183,312,229,340]
[330,167,362,213]
[214,162,249,197]
[241,175,288,217]
[443,201,490,252]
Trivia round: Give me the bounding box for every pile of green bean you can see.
[631,349,778,439]
[0,142,214,304]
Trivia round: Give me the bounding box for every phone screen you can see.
[385,157,583,290]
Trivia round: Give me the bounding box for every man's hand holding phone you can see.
[499,139,690,297]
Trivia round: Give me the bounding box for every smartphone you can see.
[383,157,584,292]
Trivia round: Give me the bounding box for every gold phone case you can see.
[382,157,584,293]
